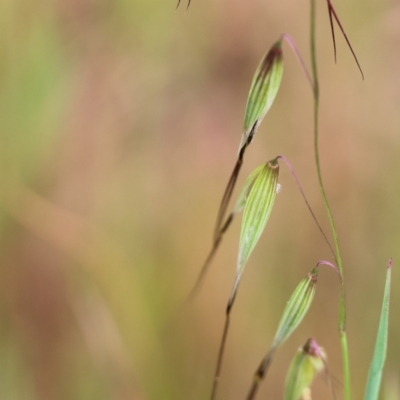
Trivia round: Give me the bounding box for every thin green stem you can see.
[309,0,350,399]
[341,331,351,398]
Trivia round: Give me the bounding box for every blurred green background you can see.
[0,0,399,399]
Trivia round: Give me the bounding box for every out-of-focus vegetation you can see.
[0,0,399,399]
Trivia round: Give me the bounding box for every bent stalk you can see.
[309,0,350,398]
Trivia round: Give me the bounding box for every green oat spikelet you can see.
[246,269,318,400]
[233,164,267,214]
[239,40,284,151]
[273,269,318,347]
[232,159,279,297]
[284,338,326,400]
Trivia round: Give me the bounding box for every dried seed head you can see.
[240,40,284,151]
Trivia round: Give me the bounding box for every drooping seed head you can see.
[284,338,326,400]
[240,40,284,151]
[236,158,280,278]
[272,269,318,348]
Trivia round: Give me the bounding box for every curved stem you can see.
[277,155,336,259]
[309,0,350,398]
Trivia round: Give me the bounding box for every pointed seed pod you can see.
[244,269,319,399]
[272,269,318,348]
[284,338,326,400]
[240,40,284,151]
[233,164,267,214]
[237,158,279,278]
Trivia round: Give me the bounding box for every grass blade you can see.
[364,259,393,400]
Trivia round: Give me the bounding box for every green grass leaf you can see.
[364,259,393,400]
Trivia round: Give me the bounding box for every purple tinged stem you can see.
[327,0,364,79]
[176,0,191,10]
[277,155,336,260]
[327,2,337,63]
[280,33,314,91]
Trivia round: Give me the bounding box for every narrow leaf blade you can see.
[364,259,392,400]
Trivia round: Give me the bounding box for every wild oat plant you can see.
[178,1,393,399]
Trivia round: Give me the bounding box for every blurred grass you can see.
[0,0,399,399]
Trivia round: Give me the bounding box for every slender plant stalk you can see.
[186,213,234,301]
[211,293,237,400]
[277,155,335,259]
[186,148,247,302]
[246,348,276,400]
[214,144,247,243]
[187,146,250,301]
[309,0,350,398]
